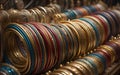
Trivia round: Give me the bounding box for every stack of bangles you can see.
[3,9,120,74]
[53,1,107,23]
[56,0,101,9]
[0,1,106,29]
[7,3,61,23]
[47,38,120,75]
[0,3,61,29]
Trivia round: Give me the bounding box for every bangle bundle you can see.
[6,3,61,23]
[48,38,120,75]
[0,1,107,29]
[53,1,107,23]
[3,9,120,74]
[56,0,103,9]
